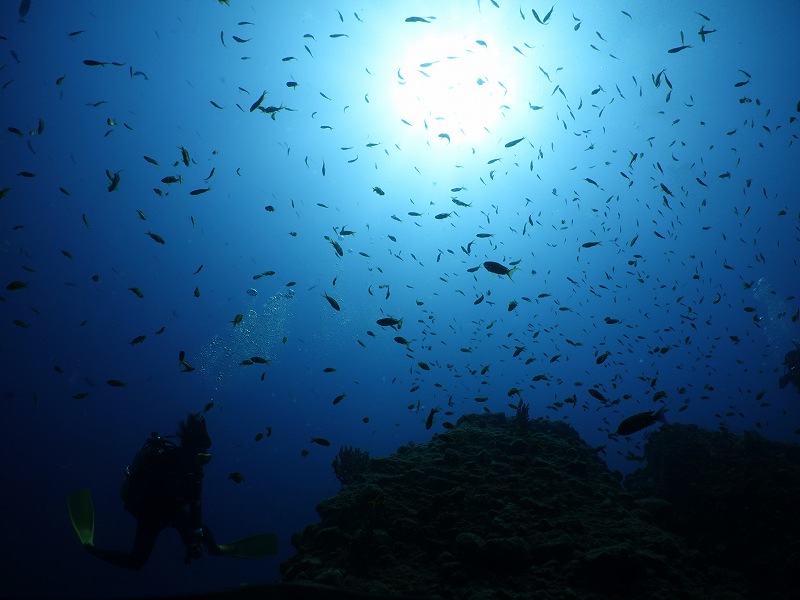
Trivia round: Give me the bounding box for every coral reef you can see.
[624,424,800,599]
[332,445,372,485]
[512,399,530,432]
[281,414,756,599]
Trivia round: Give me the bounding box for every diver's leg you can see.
[86,519,162,569]
[127,519,163,569]
[780,373,790,389]
[200,523,222,555]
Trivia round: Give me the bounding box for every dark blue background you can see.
[2,1,799,597]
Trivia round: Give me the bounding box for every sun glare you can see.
[391,30,515,146]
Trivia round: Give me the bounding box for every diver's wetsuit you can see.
[88,433,220,569]
[780,346,800,392]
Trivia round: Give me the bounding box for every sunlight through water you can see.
[391,27,518,147]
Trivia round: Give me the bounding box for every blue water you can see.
[2,1,799,597]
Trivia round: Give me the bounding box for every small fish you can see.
[6,280,27,291]
[376,317,403,329]
[405,16,431,23]
[667,45,692,54]
[425,407,439,430]
[178,146,190,167]
[128,287,144,298]
[129,335,146,346]
[18,0,30,22]
[106,171,120,192]
[332,393,346,405]
[145,231,165,244]
[483,261,518,280]
[228,472,245,483]
[531,5,554,24]
[698,25,716,42]
[504,137,525,148]
[83,59,108,67]
[588,389,607,403]
[190,186,211,195]
[143,155,159,167]
[106,379,126,387]
[310,437,331,446]
[231,313,244,326]
[616,407,668,435]
[250,90,267,112]
[161,175,182,184]
[322,292,340,311]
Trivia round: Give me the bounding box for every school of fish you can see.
[2,1,799,472]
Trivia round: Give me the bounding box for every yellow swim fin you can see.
[67,488,95,547]
[217,532,279,558]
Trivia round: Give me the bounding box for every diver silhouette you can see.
[780,341,800,392]
[68,412,278,569]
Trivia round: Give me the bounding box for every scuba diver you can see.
[779,341,800,392]
[68,412,278,569]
